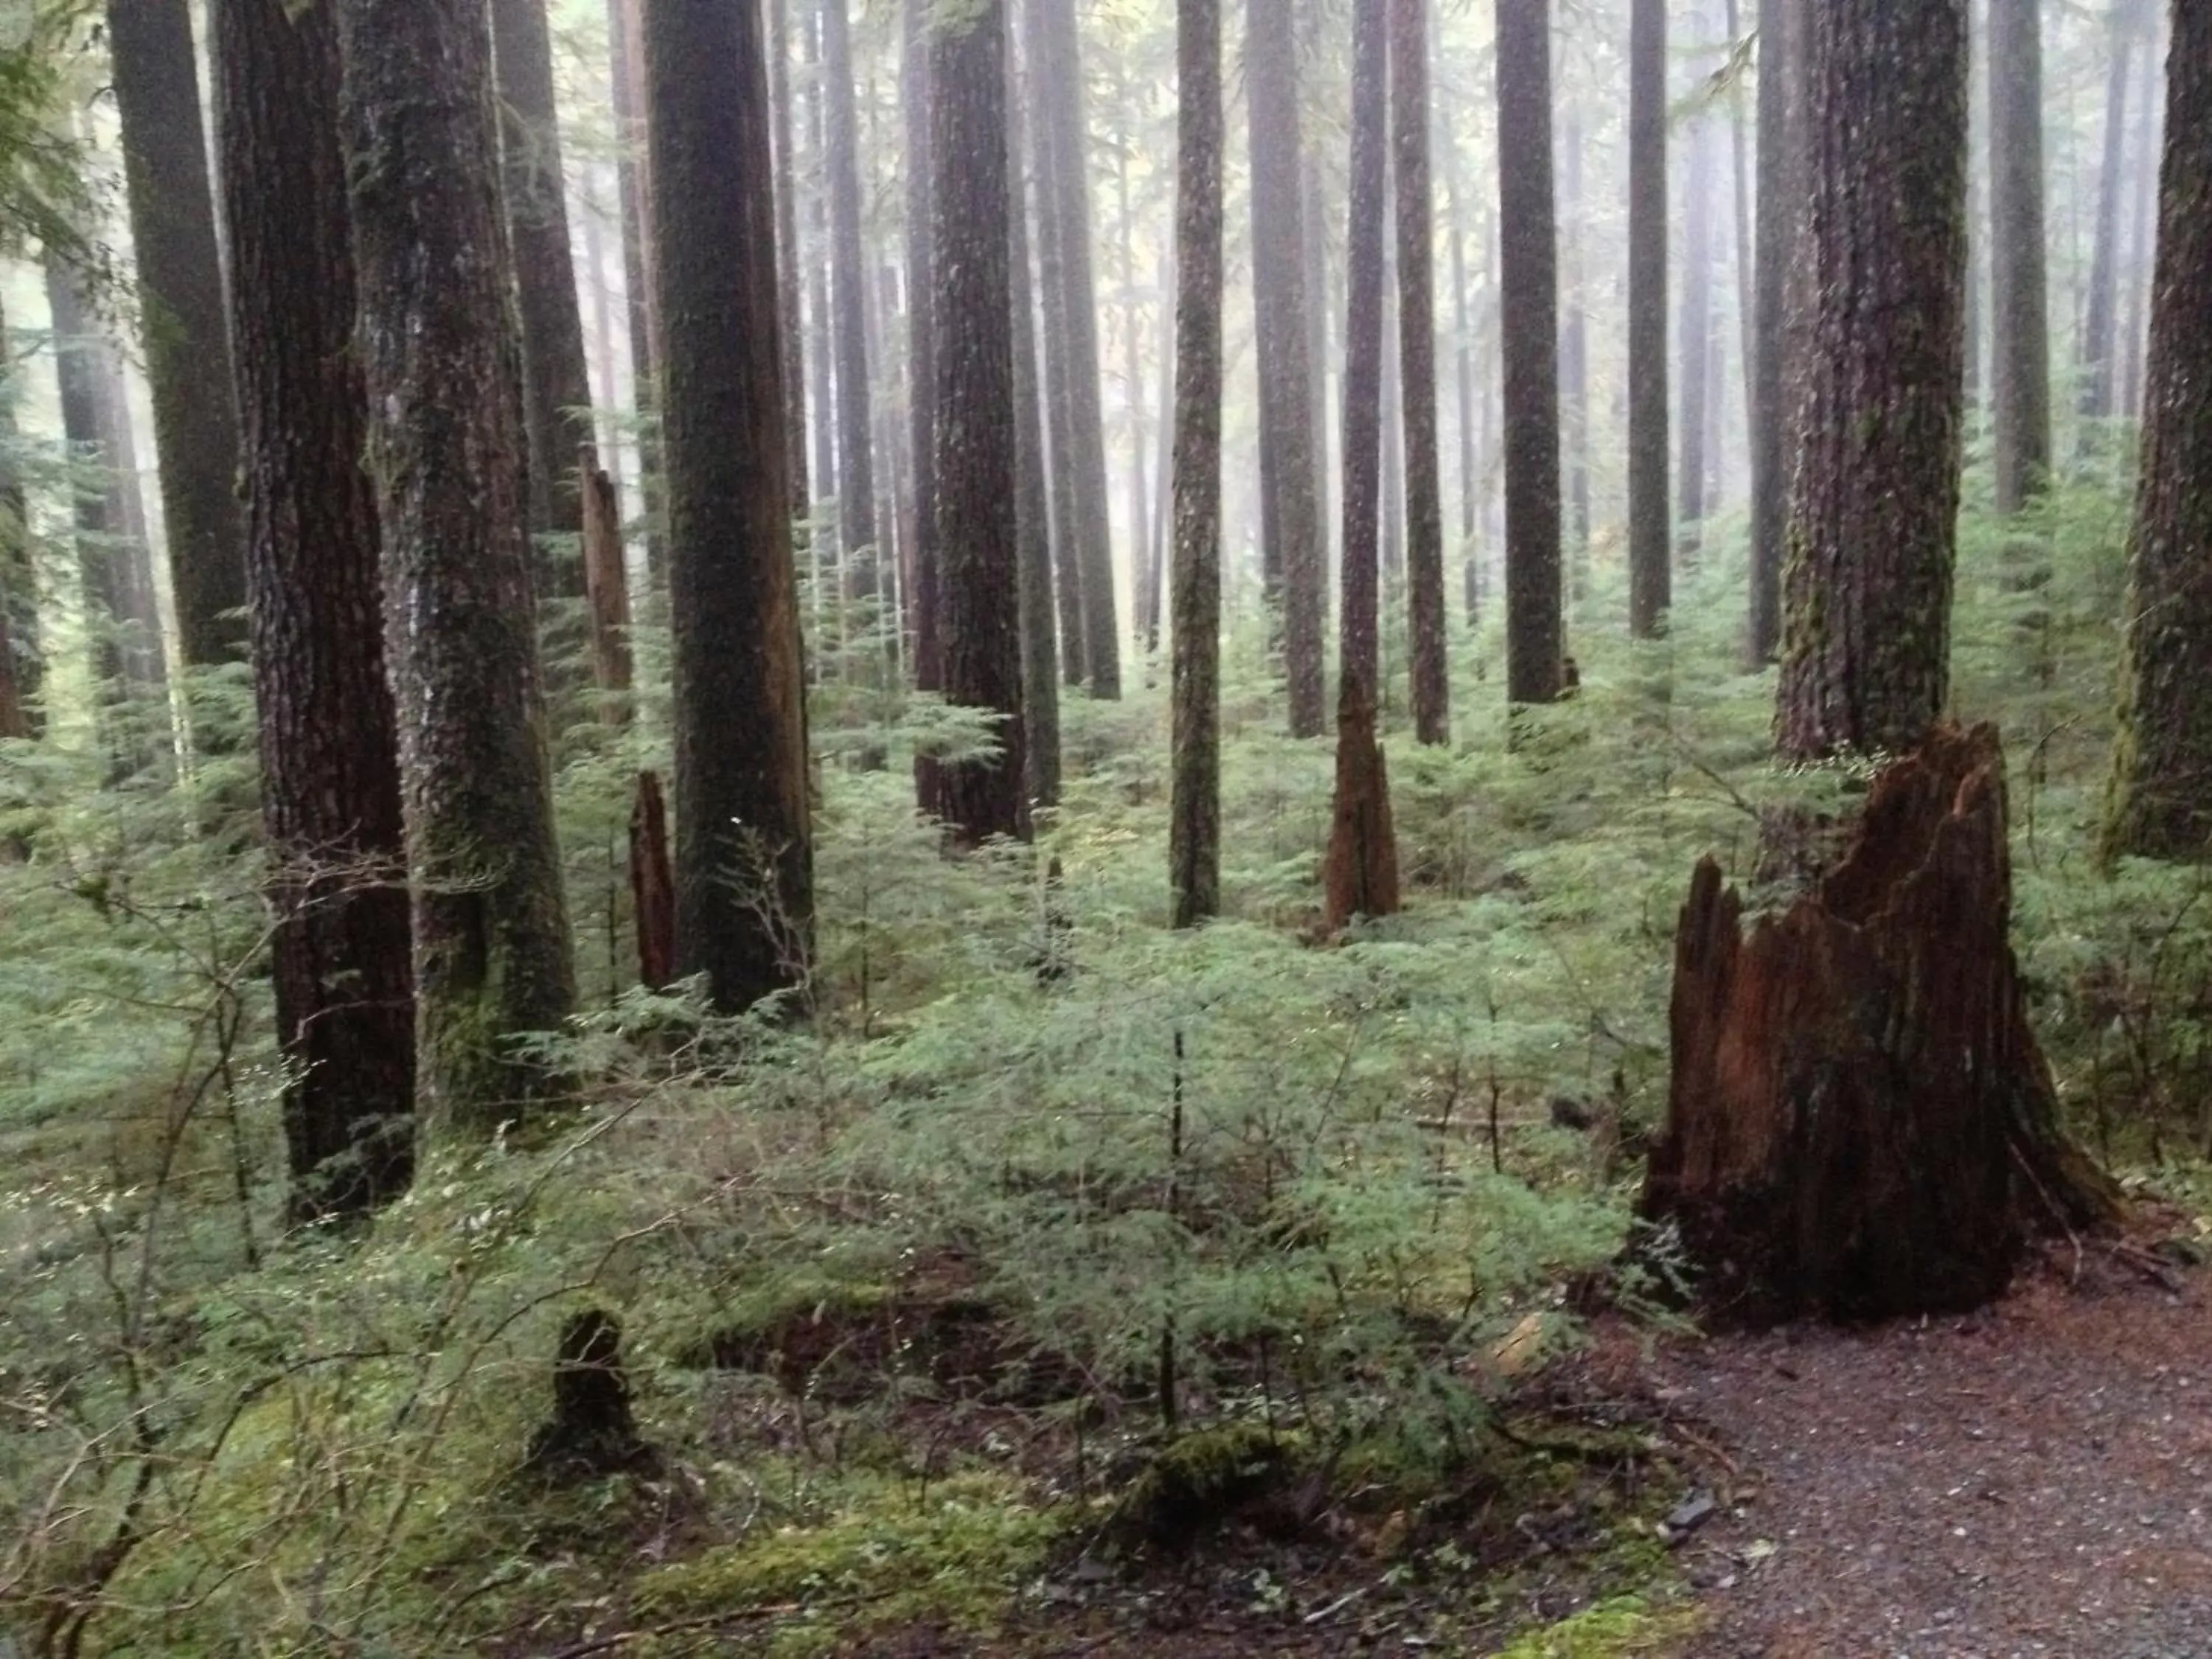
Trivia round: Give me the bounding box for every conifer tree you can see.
[1627,0,1669,639]
[1988,0,2051,512]
[1393,0,1447,745]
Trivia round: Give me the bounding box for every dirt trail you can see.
[1652,1255,2212,1658]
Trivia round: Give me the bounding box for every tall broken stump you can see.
[1640,723,2118,1322]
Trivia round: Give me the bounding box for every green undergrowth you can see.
[1491,1593,1707,1658]
[5,482,2212,1652]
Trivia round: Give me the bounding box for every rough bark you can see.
[1009,42,1060,811]
[335,0,577,1127]
[932,0,1029,846]
[1628,0,1669,639]
[1747,0,1790,663]
[215,0,413,1217]
[629,769,675,989]
[1338,0,1387,702]
[608,0,666,577]
[1495,0,1563,706]
[1774,0,1966,764]
[1393,0,1447,746]
[1029,1,1086,689]
[904,0,939,713]
[581,457,633,719]
[819,0,879,585]
[491,0,599,581]
[1441,105,1478,627]
[1321,670,1400,932]
[1557,111,1587,582]
[1029,0,1120,699]
[1987,0,2051,513]
[1169,0,1222,928]
[2105,0,2212,861]
[1248,0,1326,739]
[643,0,814,1007]
[770,0,809,518]
[526,1310,653,1477]
[108,0,246,670]
[1643,726,2120,1323]
[2118,15,2160,421]
[1677,52,1717,558]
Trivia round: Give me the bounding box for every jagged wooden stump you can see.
[1640,724,2118,1321]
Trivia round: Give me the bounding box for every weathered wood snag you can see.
[580,456,633,720]
[1321,671,1400,931]
[629,770,675,990]
[1642,725,2118,1321]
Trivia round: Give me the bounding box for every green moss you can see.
[633,1472,1068,1646]
[1116,1422,1299,1549]
[1490,1593,1705,1658]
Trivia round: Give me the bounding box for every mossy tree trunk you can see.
[1774,0,1966,763]
[1248,0,1326,739]
[335,0,577,1128]
[1644,726,2119,1322]
[107,0,246,669]
[1169,0,1222,930]
[931,0,1029,846]
[2105,0,2212,861]
[1494,0,1563,706]
[1627,0,1669,640]
[216,0,414,1217]
[642,0,815,1009]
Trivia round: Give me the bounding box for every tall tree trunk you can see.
[1338,0,1387,702]
[1169,0,1222,927]
[0,293,33,741]
[1146,240,1175,657]
[107,0,246,669]
[1557,112,1589,575]
[1392,0,1447,745]
[1302,148,1335,597]
[2104,0,2212,860]
[1495,0,1563,706]
[803,10,839,594]
[1678,44,1717,560]
[1747,0,1790,663]
[2078,0,2139,439]
[334,0,577,1127]
[215,0,413,1217]
[1774,0,1966,762]
[44,257,133,757]
[1987,0,2051,512]
[642,0,814,1006]
[1115,96,1150,675]
[1964,0,1985,415]
[770,0,810,520]
[932,0,1029,844]
[92,342,168,712]
[1009,39,1060,810]
[1727,0,1755,470]
[608,0,666,577]
[491,0,601,590]
[904,0,941,769]
[1441,101,1479,627]
[1628,0,1669,639]
[1029,0,1121,698]
[819,0,879,590]
[1031,34,1087,690]
[1248,0,1326,737]
[2118,15,2161,421]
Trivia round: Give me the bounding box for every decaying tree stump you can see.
[526,1308,654,1478]
[1641,724,2120,1321]
[629,770,675,990]
[1322,670,1400,931]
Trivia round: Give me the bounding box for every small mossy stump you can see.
[1641,723,2121,1322]
[629,770,675,990]
[1322,669,1400,931]
[527,1308,654,1478]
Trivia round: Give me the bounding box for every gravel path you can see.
[1646,1256,2212,1658]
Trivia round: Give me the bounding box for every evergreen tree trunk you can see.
[2078,0,2139,438]
[491,0,601,583]
[904,0,941,769]
[1147,242,1175,656]
[771,0,810,520]
[642,0,814,1007]
[334,0,577,1127]
[608,0,666,577]
[1009,44,1060,810]
[1747,0,1790,663]
[1774,0,1966,763]
[1030,27,1086,691]
[1628,0,1669,640]
[1441,108,1478,626]
[1338,0,1387,702]
[1558,112,1589,576]
[1495,0,1563,706]
[932,0,1029,845]
[1248,0,1326,739]
[2105,0,2212,860]
[44,257,131,754]
[1029,0,1120,698]
[1726,0,1755,467]
[820,0,879,590]
[1678,55,1717,560]
[2118,17,2161,421]
[93,341,169,713]
[215,0,413,1217]
[1987,0,2051,512]
[107,0,246,668]
[0,294,33,740]
[1170,0,1222,928]
[1393,0,1447,745]
[1303,147,1335,594]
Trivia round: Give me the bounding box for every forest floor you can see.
[830,1231,2212,1659]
